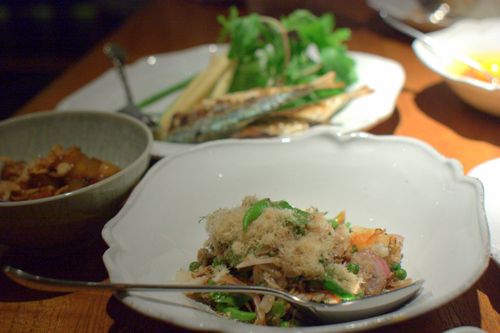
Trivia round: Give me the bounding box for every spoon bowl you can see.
[3,265,423,323]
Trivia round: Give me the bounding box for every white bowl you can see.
[412,18,500,116]
[102,127,489,333]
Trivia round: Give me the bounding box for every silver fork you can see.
[103,43,158,129]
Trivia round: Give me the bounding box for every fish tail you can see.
[275,85,374,123]
[165,72,348,143]
[307,72,344,91]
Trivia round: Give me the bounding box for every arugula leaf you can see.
[219,8,286,91]
[217,7,357,97]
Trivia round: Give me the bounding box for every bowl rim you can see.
[412,17,500,92]
[0,110,153,207]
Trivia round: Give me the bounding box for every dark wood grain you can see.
[2,0,499,332]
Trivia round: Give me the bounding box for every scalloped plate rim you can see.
[56,45,405,157]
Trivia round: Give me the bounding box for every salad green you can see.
[157,8,362,141]
[218,8,356,107]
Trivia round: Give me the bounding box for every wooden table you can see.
[1,0,499,332]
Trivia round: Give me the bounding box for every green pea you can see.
[188,261,200,271]
[211,257,224,267]
[223,250,242,267]
[292,224,306,236]
[390,262,401,271]
[328,218,339,229]
[394,268,407,280]
[347,263,359,274]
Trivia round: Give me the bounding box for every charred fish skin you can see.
[165,73,339,143]
[277,85,374,124]
[232,117,310,138]
[166,88,310,143]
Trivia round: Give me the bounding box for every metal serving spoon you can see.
[103,43,158,129]
[418,0,461,26]
[379,11,498,86]
[3,265,423,323]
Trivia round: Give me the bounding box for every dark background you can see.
[0,0,148,120]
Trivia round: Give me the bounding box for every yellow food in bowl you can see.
[448,51,500,82]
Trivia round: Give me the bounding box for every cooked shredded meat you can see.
[0,145,121,201]
[178,196,412,326]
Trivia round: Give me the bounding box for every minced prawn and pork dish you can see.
[0,145,121,201]
[178,196,412,326]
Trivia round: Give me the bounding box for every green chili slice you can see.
[242,198,270,231]
[271,200,310,225]
[211,293,250,310]
[323,278,357,301]
[220,306,257,322]
[269,299,287,318]
[271,200,293,210]
[242,198,311,231]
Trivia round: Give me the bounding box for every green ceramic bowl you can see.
[0,110,153,252]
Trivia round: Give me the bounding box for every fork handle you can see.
[103,43,136,106]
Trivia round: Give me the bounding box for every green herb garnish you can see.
[218,8,356,98]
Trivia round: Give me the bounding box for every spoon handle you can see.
[2,265,302,303]
[379,11,496,84]
[3,264,424,321]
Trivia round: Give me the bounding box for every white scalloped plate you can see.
[468,158,500,265]
[57,45,404,157]
[102,127,489,333]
